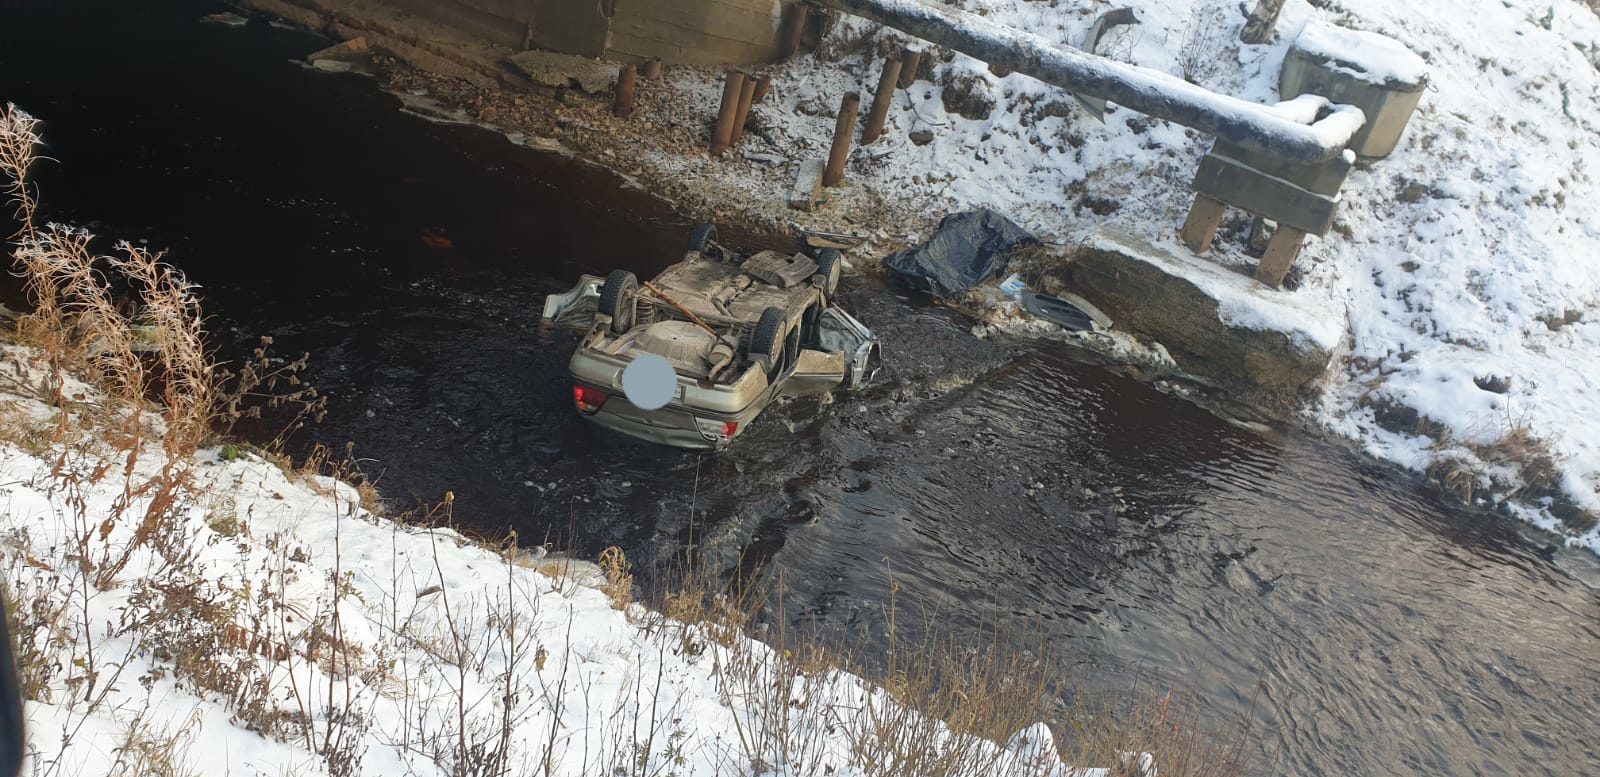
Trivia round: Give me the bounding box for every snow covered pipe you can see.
[810,0,1366,164]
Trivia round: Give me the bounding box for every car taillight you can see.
[573,384,608,414]
[694,417,739,442]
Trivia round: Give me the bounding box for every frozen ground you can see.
[0,343,1122,776]
[617,0,1600,551]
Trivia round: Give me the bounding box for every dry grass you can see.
[599,545,635,610]
[0,101,353,775]
[633,560,1258,777]
[1419,406,1599,534]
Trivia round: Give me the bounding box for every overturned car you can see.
[542,224,880,450]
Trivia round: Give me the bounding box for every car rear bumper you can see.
[577,385,763,450]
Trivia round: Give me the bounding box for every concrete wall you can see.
[607,0,783,65]
[411,0,784,64]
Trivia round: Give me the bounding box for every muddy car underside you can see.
[543,225,879,449]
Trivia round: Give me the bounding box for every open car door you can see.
[817,307,880,389]
[779,349,849,398]
[540,274,605,332]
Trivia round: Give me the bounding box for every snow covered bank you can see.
[610,0,1600,550]
[0,335,1141,775]
[221,0,1598,546]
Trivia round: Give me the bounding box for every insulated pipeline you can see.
[810,0,1365,164]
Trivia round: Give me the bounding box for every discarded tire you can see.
[599,269,639,335]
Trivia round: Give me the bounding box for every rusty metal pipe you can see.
[710,70,747,156]
[810,0,1363,163]
[613,64,637,117]
[863,55,902,144]
[823,92,860,187]
[781,3,810,59]
[730,73,758,145]
[897,47,922,88]
[752,74,773,103]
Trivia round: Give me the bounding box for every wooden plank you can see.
[1255,226,1307,287]
[1179,195,1228,254]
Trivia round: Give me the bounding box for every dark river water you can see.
[2,3,1597,775]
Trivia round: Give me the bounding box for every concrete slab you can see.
[1065,228,1345,417]
[788,159,825,212]
[507,50,618,93]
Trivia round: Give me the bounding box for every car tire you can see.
[813,248,842,305]
[688,223,719,259]
[599,269,639,335]
[749,306,786,376]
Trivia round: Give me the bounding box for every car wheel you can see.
[813,248,842,305]
[599,269,639,335]
[688,223,719,259]
[749,306,786,376]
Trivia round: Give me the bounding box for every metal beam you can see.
[811,0,1365,163]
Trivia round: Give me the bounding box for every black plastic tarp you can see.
[882,209,1039,298]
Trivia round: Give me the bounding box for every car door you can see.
[815,307,881,389]
[540,274,605,332]
[778,348,849,397]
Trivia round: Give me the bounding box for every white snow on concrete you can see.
[1293,18,1430,87]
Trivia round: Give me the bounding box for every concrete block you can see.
[1066,229,1341,418]
[1281,21,1428,159]
[788,159,825,211]
[606,0,783,66]
[1210,140,1352,197]
[1192,153,1339,236]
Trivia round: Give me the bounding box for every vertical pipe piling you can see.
[641,57,662,79]
[781,3,810,59]
[752,75,773,104]
[823,92,860,187]
[710,70,746,156]
[730,73,758,146]
[897,47,922,88]
[862,55,902,144]
[613,64,637,117]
